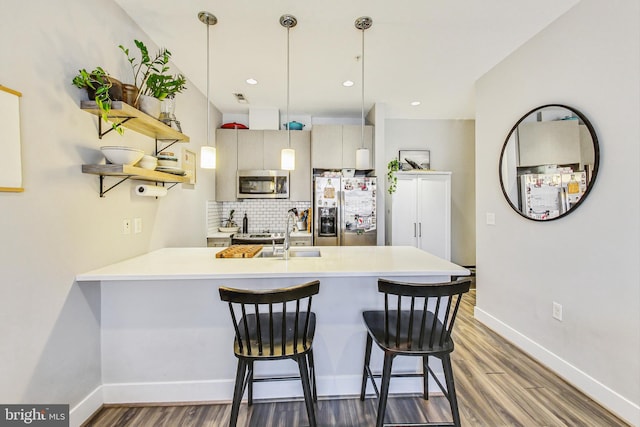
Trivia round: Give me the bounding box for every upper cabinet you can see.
[311,124,373,169]
[215,129,311,202]
[216,129,239,201]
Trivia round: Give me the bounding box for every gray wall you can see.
[385,119,476,266]
[475,0,639,423]
[0,0,218,422]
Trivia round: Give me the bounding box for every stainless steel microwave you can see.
[237,170,289,199]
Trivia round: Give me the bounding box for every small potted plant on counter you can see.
[71,67,124,135]
[219,209,239,232]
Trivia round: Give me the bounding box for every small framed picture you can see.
[182,149,196,185]
[399,150,430,171]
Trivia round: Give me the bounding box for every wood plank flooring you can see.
[84,290,629,427]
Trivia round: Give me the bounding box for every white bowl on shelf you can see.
[138,155,158,170]
[219,226,240,233]
[101,146,144,165]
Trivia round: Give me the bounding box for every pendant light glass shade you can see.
[281,148,295,170]
[355,16,372,170]
[199,11,217,169]
[356,148,370,169]
[280,14,297,171]
[201,146,216,169]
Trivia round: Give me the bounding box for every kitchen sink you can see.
[257,249,321,258]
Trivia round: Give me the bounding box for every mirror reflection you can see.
[499,104,599,221]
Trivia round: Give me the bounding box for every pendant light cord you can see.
[206,22,211,147]
[287,25,291,149]
[361,26,365,149]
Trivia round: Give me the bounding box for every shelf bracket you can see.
[155,139,180,154]
[99,175,131,198]
[98,116,134,139]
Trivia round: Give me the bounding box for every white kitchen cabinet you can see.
[263,130,288,170]
[289,131,311,201]
[237,130,264,170]
[215,129,239,201]
[207,237,231,247]
[389,171,451,260]
[215,128,311,201]
[341,125,373,168]
[311,124,373,169]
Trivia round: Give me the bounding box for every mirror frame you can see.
[499,104,600,222]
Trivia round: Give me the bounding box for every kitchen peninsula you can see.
[76,246,468,404]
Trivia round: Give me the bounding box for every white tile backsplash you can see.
[208,200,310,233]
[206,200,223,235]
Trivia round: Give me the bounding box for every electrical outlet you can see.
[486,212,496,225]
[122,218,131,235]
[134,218,142,234]
[552,302,563,321]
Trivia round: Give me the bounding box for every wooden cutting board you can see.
[215,244,263,258]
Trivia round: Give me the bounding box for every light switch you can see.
[134,218,142,234]
[486,212,496,225]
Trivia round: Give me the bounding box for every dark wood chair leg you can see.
[360,333,373,400]
[442,354,461,427]
[422,355,430,400]
[308,350,318,402]
[247,360,254,406]
[229,358,248,427]
[375,352,394,427]
[296,355,317,427]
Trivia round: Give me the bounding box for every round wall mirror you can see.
[499,104,599,221]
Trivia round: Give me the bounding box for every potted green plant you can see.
[119,39,171,115]
[144,73,187,125]
[387,158,400,194]
[144,73,187,100]
[72,67,124,135]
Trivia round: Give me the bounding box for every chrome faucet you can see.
[283,210,297,260]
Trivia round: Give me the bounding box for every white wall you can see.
[0,0,217,423]
[475,0,639,424]
[385,119,475,266]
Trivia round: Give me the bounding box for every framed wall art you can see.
[0,85,23,192]
[399,150,430,171]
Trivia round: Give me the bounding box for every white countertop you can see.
[76,245,468,282]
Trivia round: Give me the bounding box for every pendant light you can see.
[280,14,297,171]
[199,11,218,169]
[355,16,372,170]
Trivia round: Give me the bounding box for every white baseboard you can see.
[72,374,447,424]
[474,306,640,426]
[69,386,103,427]
[101,374,431,405]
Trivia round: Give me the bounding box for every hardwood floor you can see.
[84,290,629,427]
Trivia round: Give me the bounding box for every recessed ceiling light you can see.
[246,78,258,85]
[410,101,421,106]
[342,80,354,87]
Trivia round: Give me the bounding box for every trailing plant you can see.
[71,67,123,135]
[119,40,171,104]
[387,158,400,194]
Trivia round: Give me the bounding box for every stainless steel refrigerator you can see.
[519,171,587,220]
[313,176,377,246]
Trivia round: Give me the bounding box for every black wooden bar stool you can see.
[219,280,320,427]
[360,278,471,427]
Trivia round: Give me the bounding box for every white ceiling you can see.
[113,0,578,120]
